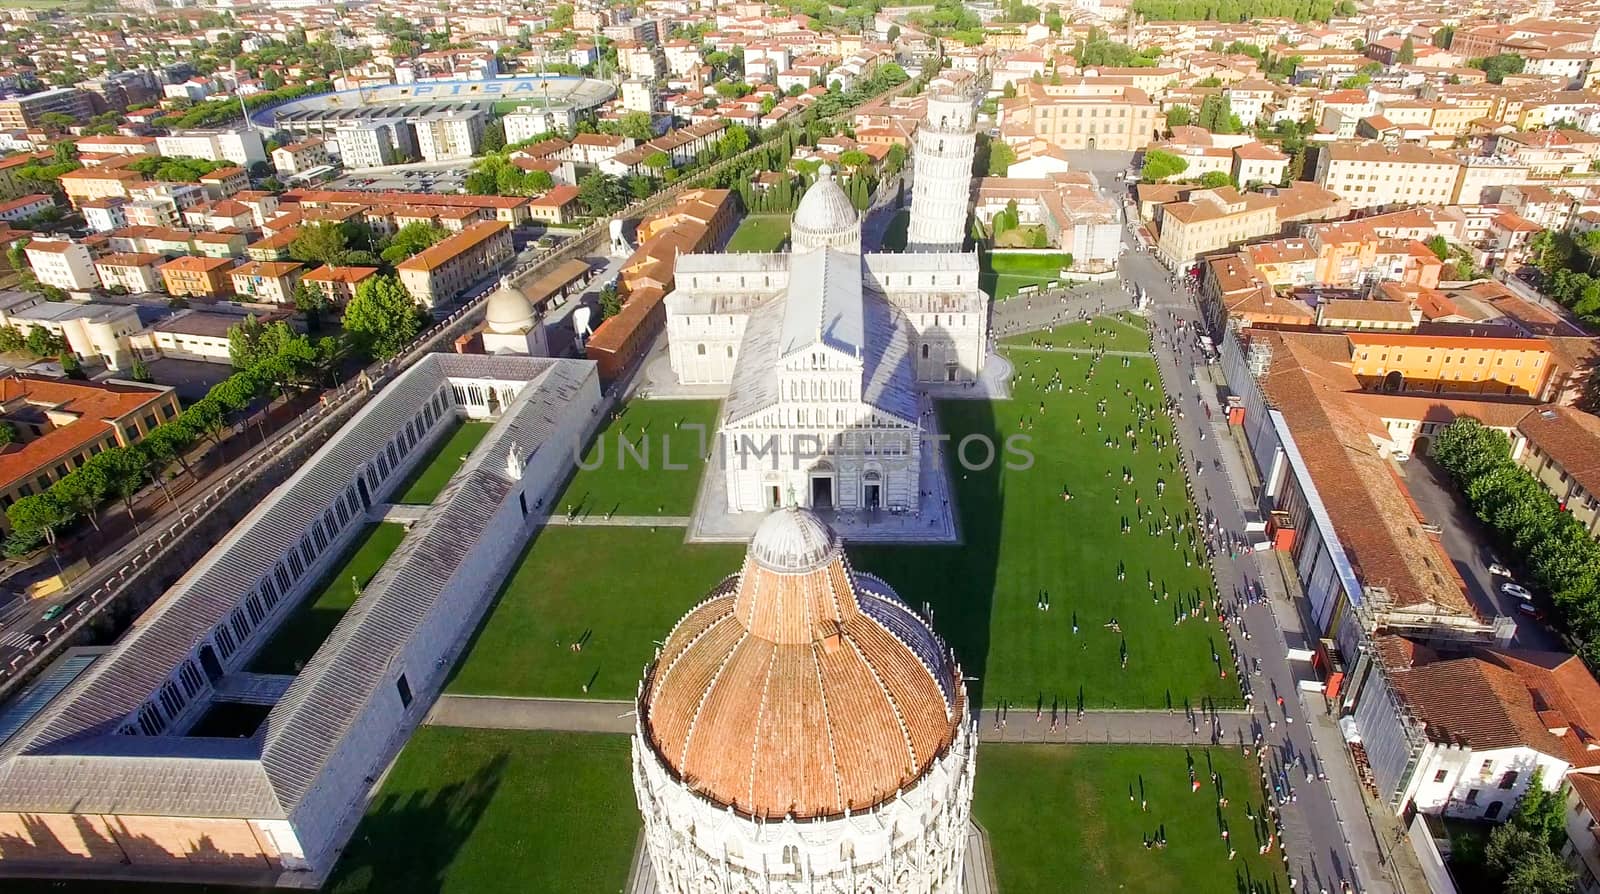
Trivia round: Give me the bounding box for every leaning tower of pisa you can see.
[906,90,977,253]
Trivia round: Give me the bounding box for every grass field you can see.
[248,523,408,676]
[393,421,494,505]
[726,215,791,252]
[452,318,1229,709]
[448,527,742,699]
[556,399,720,518]
[981,251,1074,301]
[327,728,638,894]
[1001,313,1152,354]
[976,745,1289,894]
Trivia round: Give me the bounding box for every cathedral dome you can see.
[639,508,964,819]
[791,164,861,253]
[484,279,536,333]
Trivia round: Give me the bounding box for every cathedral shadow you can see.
[850,400,1004,708]
[322,751,509,894]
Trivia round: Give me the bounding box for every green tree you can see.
[480,118,506,153]
[1198,94,1237,133]
[1396,37,1416,65]
[598,282,622,319]
[1505,848,1576,894]
[24,326,65,358]
[578,171,628,216]
[618,111,655,141]
[128,357,152,383]
[1510,768,1567,850]
[1486,824,1542,880]
[1425,235,1450,260]
[1472,53,1526,84]
[1197,171,1233,188]
[343,274,425,360]
[1433,25,1455,49]
[54,462,109,531]
[1140,149,1190,182]
[1432,417,1512,482]
[293,280,331,332]
[987,141,1015,175]
[6,492,70,550]
[1166,106,1193,128]
[0,325,24,354]
[289,221,352,267]
[379,221,448,266]
[85,446,147,533]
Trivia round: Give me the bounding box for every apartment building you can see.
[59,165,146,209]
[997,79,1160,151]
[0,86,92,129]
[412,112,485,162]
[273,139,331,179]
[230,260,304,305]
[396,220,513,309]
[93,252,165,293]
[0,374,179,516]
[503,106,577,145]
[1346,332,1553,397]
[137,308,288,366]
[0,194,52,224]
[24,240,98,290]
[301,265,378,306]
[334,123,403,169]
[1313,142,1461,210]
[1152,182,1347,267]
[155,128,268,168]
[1514,406,1600,536]
[159,255,237,299]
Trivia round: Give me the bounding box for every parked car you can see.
[1517,602,1545,620]
[1488,562,1513,578]
[1501,582,1534,600]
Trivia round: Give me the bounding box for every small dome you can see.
[749,507,836,572]
[791,164,860,251]
[485,279,535,333]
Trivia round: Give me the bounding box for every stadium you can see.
[261,75,616,138]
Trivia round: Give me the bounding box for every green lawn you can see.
[248,523,408,676]
[725,215,791,252]
[556,399,720,518]
[977,745,1289,894]
[327,728,638,894]
[981,251,1074,301]
[393,420,494,505]
[1002,313,1151,354]
[449,526,744,699]
[881,209,909,251]
[453,319,1227,709]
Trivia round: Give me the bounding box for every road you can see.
[1397,455,1560,650]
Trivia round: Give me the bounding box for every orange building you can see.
[1346,332,1553,397]
[159,255,237,298]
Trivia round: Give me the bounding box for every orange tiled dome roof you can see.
[639,508,964,819]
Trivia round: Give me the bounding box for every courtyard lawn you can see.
[448,526,744,699]
[327,728,638,894]
[854,317,1237,709]
[981,251,1074,301]
[726,215,791,252]
[976,745,1289,894]
[1001,313,1151,355]
[393,420,494,505]
[247,523,408,676]
[556,399,720,518]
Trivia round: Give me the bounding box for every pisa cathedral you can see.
[664,89,986,515]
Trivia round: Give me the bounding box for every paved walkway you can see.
[431,694,1246,748]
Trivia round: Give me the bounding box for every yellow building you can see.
[396,220,513,309]
[1346,332,1553,397]
[1313,141,1461,210]
[997,78,1159,151]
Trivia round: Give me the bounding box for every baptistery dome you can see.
[639,507,965,819]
